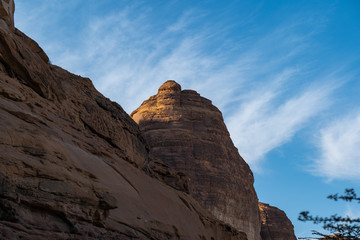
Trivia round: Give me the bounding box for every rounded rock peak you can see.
[158,80,181,93]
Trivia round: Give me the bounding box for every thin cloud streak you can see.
[226,81,334,172]
[16,1,345,174]
[49,8,254,111]
[30,3,329,114]
[311,111,360,182]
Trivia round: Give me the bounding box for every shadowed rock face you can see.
[0,1,249,239]
[1,1,298,239]
[131,81,261,240]
[259,203,297,240]
[0,0,14,29]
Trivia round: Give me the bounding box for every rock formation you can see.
[131,81,261,240]
[0,1,248,239]
[0,1,297,239]
[0,0,15,29]
[259,203,297,240]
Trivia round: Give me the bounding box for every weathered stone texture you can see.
[259,202,297,240]
[0,2,247,239]
[0,1,298,239]
[0,0,15,29]
[132,80,261,240]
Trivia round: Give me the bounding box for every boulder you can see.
[259,202,297,240]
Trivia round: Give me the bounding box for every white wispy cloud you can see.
[17,1,320,112]
[226,80,334,172]
[42,6,258,112]
[311,111,360,181]
[15,1,344,174]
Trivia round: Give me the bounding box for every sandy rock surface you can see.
[132,80,261,240]
[259,202,297,240]
[0,0,14,29]
[1,1,297,239]
[0,2,247,239]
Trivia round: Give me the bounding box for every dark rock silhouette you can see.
[259,203,297,240]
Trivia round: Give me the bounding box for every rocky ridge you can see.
[0,1,297,239]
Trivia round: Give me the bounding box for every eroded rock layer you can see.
[259,203,297,240]
[0,0,15,29]
[0,1,248,239]
[131,81,261,240]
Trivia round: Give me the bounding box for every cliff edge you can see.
[0,1,247,239]
[0,1,297,239]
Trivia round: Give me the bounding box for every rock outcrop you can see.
[259,203,297,240]
[1,1,298,239]
[0,0,14,29]
[131,81,261,240]
[0,1,249,239]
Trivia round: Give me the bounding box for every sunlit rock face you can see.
[1,0,297,238]
[132,80,261,240]
[259,202,297,240]
[0,1,250,239]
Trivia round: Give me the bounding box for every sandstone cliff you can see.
[131,81,261,240]
[0,1,248,239]
[259,203,297,240]
[1,1,298,239]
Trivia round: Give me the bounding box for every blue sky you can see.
[15,0,360,238]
